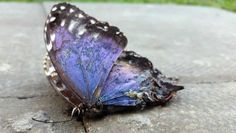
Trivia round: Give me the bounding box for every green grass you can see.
[1,0,236,12]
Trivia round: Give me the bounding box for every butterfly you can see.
[43,3,184,119]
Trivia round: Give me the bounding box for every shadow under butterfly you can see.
[42,2,184,132]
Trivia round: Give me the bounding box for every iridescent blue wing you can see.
[99,51,183,106]
[44,3,127,105]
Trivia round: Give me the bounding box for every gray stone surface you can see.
[0,2,236,133]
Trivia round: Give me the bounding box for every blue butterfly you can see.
[43,3,183,119]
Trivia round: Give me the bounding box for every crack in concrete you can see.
[0,94,58,100]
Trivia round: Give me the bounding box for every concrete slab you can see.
[0,2,236,133]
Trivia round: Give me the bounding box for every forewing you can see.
[44,3,127,104]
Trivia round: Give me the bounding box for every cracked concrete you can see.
[0,2,236,133]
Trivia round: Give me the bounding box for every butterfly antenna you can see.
[32,107,79,124]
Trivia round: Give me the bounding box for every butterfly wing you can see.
[43,55,83,107]
[99,51,183,106]
[44,3,127,105]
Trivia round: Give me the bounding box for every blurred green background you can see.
[1,0,236,12]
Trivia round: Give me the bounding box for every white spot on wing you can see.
[49,17,56,22]
[46,65,55,76]
[52,7,57,11]
[97,27,104,30]
[90,19,96,24]
[78,25,86,36]
[97,26,108,31]
[104,26,108,31]
[61,19,66,27]
[78,14,84,18]
[60,6,66,10]
[68,20,77,32]
[51,33,55,42]
[69,8,74,13]
[46,42,52,51]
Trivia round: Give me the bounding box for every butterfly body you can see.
[44,3,183,118]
